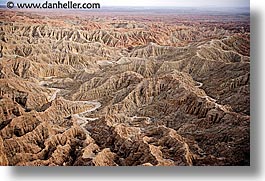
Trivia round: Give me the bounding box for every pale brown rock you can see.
[0,9,249,166]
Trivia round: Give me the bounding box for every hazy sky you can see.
[0,0,250,7]
[100,0,249,8]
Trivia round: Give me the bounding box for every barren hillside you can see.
[0,9,250,166]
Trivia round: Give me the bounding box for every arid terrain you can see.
[0,8,250,166]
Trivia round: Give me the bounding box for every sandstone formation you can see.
[0,9,250,166]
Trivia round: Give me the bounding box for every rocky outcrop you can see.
[0,9,250,166]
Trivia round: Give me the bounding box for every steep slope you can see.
[0,10,250,166]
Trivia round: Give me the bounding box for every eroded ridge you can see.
[0,9,250,166]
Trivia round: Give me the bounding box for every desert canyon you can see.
[0,8,250,166]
